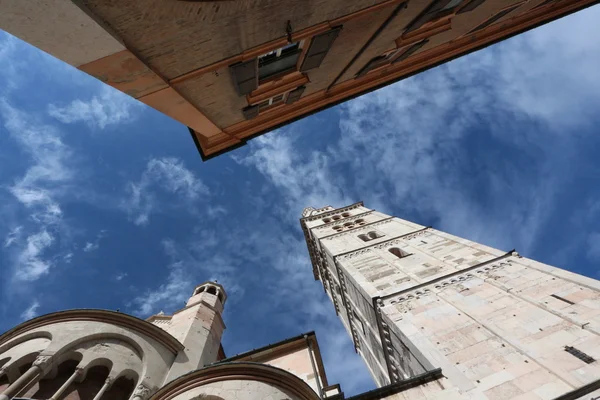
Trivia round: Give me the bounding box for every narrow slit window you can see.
[353,310,365,334]
[551,294,575,305]
[564,346,595,364]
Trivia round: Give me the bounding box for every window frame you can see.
[257,41,305,84]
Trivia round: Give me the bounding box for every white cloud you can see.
[63,252,73,264]
[130,239,197,315]
[236,132,352,214]
[20,300,40,321]
[0,101,72,282]
[82,230,106,252]
[83,242,98,252]
[14,230,54,281]
[48,86,141,129]
[115,272,128,281]
[122,157,209,225]
[207,205,228,219]
[4,226,22,247]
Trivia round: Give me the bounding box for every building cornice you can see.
[378,250,517,303]
[0,309,184,354]
[334,226,430,259]
[300,202,364,222]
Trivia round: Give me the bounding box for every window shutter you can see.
[356,55,388,77]
[404,0,453,33]
[286,86,306,104]
[392,40,428,64]
[242,105,259,120]
[230,59,258,96]
[300,27,342,72]
[457,0,485,13]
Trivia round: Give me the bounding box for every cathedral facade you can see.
[0,282,336,400]
[2,202,600,400]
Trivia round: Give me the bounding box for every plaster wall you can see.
[170,379,303,400]
[255,346,321,394]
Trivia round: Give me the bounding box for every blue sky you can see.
[1,7,600,396]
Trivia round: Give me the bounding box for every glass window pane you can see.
[259,51,300,80]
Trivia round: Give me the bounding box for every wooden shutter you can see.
[300,27,342,72]
[404,0,453,33]
[457,0,485,13]
[356,55,388,77]
[242,105,259,120]
[230,59,258,96]
[285,86,306,104]
[392,40,428,64]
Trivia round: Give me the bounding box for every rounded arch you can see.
[0,357,10,368]
[153,362,320,400]
[0,310,183,356]
[0,331,52,355]
[104,373,137,400]
[389,247,409,259]
[26,355,82,399]
[52,332,144,362]
[206,286,217,296]
[80,357,113,379]
[358,234,369,242]
[194,286,205,295]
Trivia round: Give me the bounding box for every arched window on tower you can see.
[207,286,217,296]
[389,247,409,259]
[358,234,370,242]
[194,286,205,296]
[367,231,383,240]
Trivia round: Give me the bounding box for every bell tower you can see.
[302,202,600,399]
[158,282,227,383]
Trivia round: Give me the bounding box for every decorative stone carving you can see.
[383,259,513,307]
[133,384,152,399]
[314,211,374,230]
[33,355,52,370]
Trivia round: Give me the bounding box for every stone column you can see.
[48,367,82,400]
[0,355,52,400]
[92,377,113,400]
[130,383,152,400]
